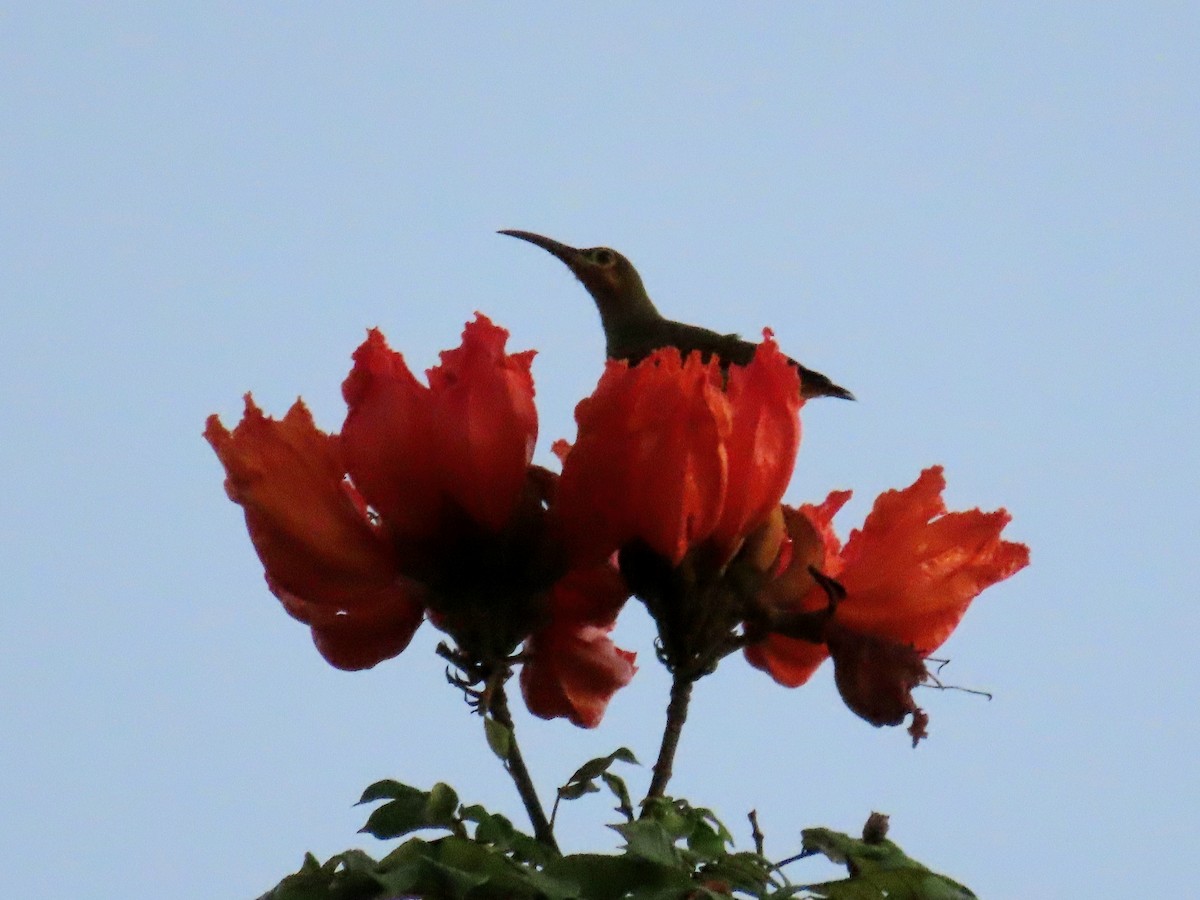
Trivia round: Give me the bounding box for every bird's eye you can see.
[591,249,615,265]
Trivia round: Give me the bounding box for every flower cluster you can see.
[208,313,1027,740]
[547,336,1028,737]
[206,315,635,727]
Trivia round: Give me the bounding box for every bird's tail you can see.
[797,364,856,401]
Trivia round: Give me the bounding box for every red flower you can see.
[207,315,634,725]
[745,467,1029,740]
[520,565,638,728]
[554,334,802,567]
[339,318,536,541]
[206,397,426,671]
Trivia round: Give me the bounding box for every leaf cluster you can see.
[257,777,783,900]
[259,779,562,900]
[793,827,977,900]
[553,748,639,824]
[259,777,976,900]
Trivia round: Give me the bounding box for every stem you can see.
[487,682,559,853]
[645,672,695,803]
[749,809,765,856]
[772,851,808,871]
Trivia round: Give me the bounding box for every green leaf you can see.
[425,782,460,828]
[599,771,634,821]
[798,826,977,899]
[463,805,514,843]
[368,860,423,897]
[639,798,693,843]
[357,779,424,805]
[624,887,698,900]
[520,866,583,900]
[688,805,733,847]
[421,859,491,899]
[484,716,513,760]
[700,851,772,894]
[557,748,640,816]
[373,840,450,897]
[686,821,726,859]
[611,819,687,868]
[376,836,434,870]
[545,854,687,900]
[458,804,495,824]
[460,805,555,867]
[640,799,734,858]
[332,850,378,874]
[358,783,466,840]
[359,792,435,840]
[566,748,638,784]
[435,834,546,898]
[438,833,515,874]
[559,779,602,801]
[258,850,384,900]
[374,836,522,900]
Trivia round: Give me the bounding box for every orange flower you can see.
[745,467,1029,741]
[554,334,802,567]
[520,565,638,728]
[207,315,634,725]
[339,318,536,541]
[206,397,426,671]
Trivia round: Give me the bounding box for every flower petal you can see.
[519,565,635,728]
[207,397,427,670]
[836,467,1030,652]
[760,496,850,613]
[427,314,538,532]
[205,397,402,605]
[273,577,426,671]
[743,633,828,688]
[825,623,929,740]
[743,496,850,687]
[341,329,442,541]
[539,561,631,627]
[711,334,802,557]
[556,350,730,566]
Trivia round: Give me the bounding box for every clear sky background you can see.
[3,5,1197,897]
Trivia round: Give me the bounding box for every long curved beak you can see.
[498,230,585,270]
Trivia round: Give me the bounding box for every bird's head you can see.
[499,230,652,318]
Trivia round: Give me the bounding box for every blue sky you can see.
[3,5,1197,897]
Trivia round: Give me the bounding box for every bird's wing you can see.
[658,320,756,365]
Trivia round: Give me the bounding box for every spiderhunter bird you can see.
[499,230,854,401]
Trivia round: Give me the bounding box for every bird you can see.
[499,230,854,401]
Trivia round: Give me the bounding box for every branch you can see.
[749,809,765,856]
[487,681,560,853]
[644,672,695,803]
